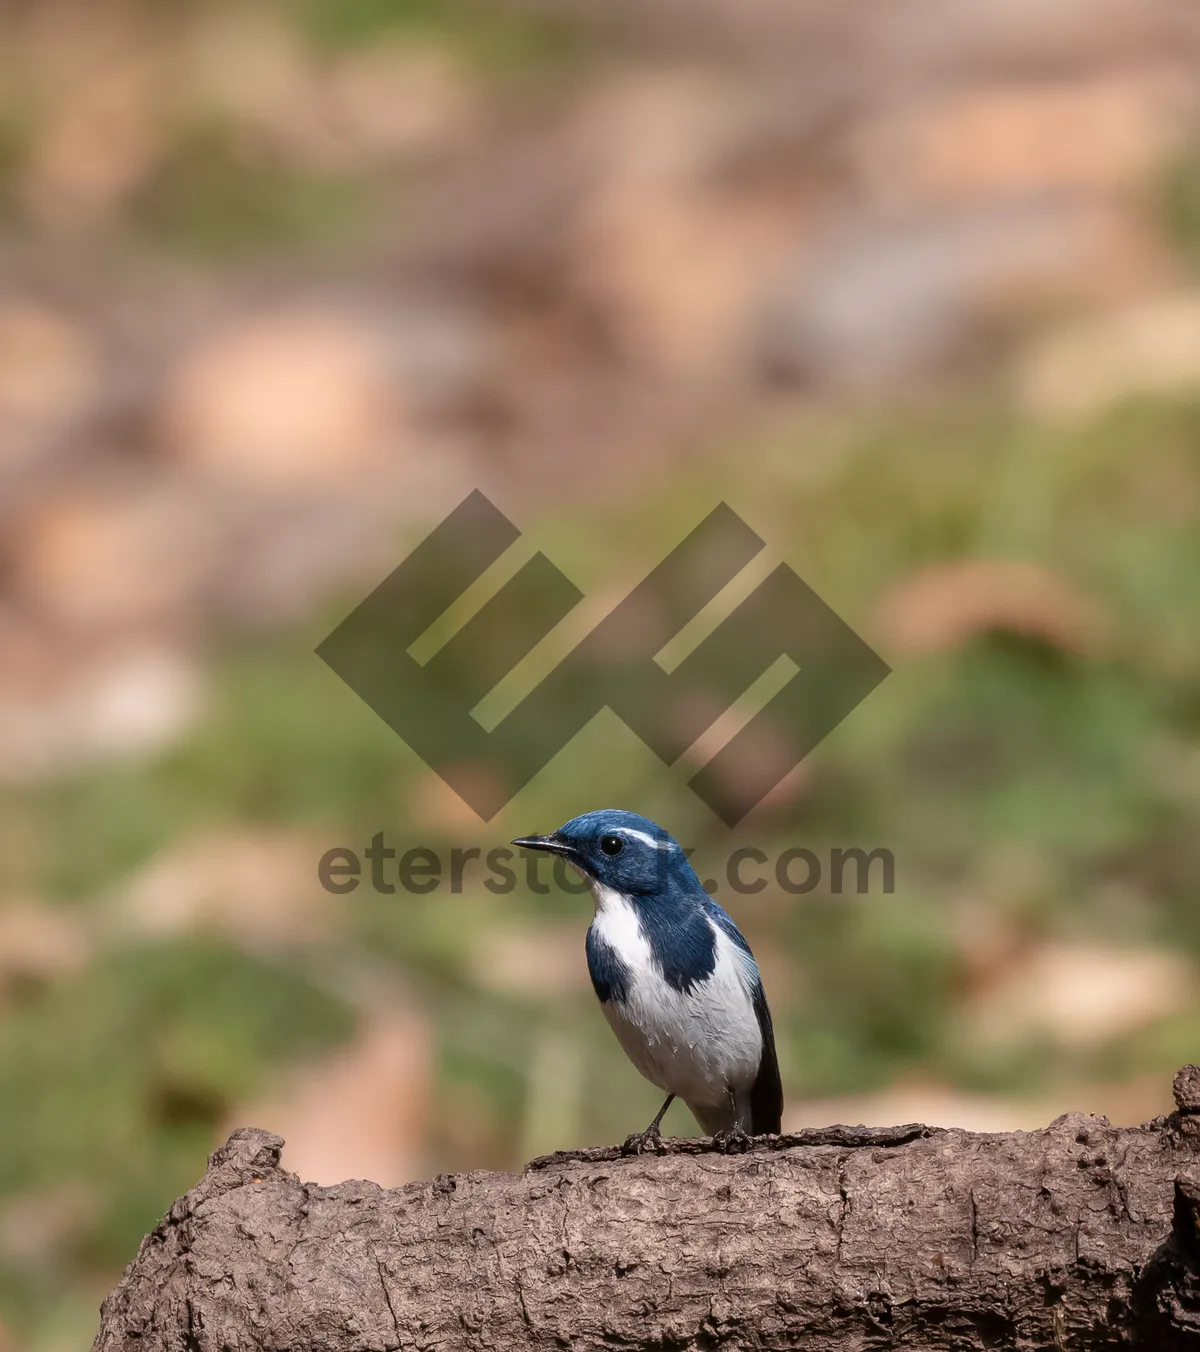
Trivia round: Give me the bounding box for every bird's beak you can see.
[511,833,576,859]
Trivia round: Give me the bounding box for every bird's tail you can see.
[750,1017,783,1134]
[751,1082,782,1135]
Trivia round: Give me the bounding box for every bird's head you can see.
[512,808,693,897]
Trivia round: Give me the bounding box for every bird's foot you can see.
[621,1123,666,1156]
[711,1124,751,1154]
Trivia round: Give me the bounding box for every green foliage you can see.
[0,110,27,220]
[1163,144,1200,274]
[0,940,354,1329]
[290,0,590,76]
[129,121,376,259]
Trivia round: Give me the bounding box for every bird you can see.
[511,808,782,1152]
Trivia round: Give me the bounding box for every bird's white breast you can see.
[587,882,763,1114]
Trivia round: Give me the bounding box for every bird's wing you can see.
[703,899,760,987]
[704,901,783,1134]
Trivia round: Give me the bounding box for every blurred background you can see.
[1,0,1199,1345]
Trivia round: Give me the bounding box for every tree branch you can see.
[93,1068,1200,1350]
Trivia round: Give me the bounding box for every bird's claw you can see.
[621,1124,665,1156]
[712,1125,751,1154]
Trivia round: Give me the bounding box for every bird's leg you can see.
[622,1094,674,1155]
[711,1088,751,1154]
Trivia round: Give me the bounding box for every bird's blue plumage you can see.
[626,890,716,995]
[513,808,784,1137]
[585,925,630,1004]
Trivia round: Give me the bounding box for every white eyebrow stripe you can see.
[621,828,673,850]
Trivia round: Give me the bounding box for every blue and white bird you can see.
[512,809,782,1150]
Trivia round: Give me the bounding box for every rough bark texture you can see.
[92,1068,1200,1351]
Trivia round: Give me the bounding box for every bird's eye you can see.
[599,834,624,856]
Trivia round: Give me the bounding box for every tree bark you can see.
[92,1068,1200,1351]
